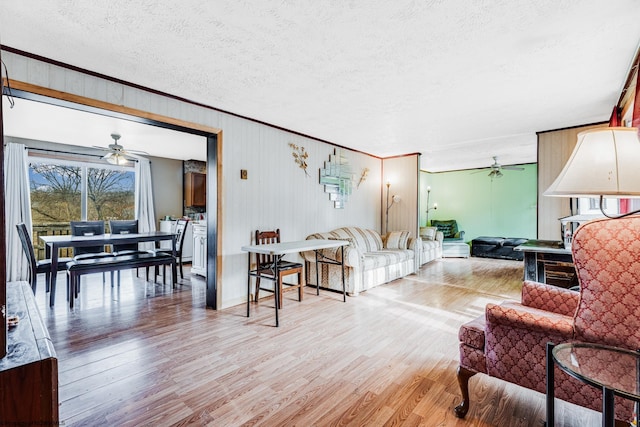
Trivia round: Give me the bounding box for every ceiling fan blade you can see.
[123,152,147,161]
[125,148,150,156]
[502,165,525,171]
[92,145,112,152]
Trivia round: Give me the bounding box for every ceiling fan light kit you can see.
[93,133,149,164]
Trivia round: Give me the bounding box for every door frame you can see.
[1,80,222,309]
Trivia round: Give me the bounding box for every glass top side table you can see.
[547,342,640,427]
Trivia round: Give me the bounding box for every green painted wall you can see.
[419,164,537,242]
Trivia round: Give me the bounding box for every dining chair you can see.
[149,218,190,283]
[69,220,113,287]
[253,229,303,309]
[109,219,150,284]
[16,223,73,304]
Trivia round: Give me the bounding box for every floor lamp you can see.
[385,182,400,234]
[425,186,438,226]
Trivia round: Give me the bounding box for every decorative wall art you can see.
[288,142,309,177]
[357,167,370,188]
[320,149,354,208]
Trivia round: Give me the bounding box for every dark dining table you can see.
[40,231,177,305]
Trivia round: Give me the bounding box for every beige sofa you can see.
[419,226,444,266]
[301,227,417,296]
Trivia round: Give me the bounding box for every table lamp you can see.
[544,127,640,218]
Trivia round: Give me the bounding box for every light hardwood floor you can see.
[33,258,605,426]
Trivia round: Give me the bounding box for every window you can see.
[29,157,135,226]
[578,197,619,216]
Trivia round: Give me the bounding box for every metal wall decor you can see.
[320,149,354,209]
[288,143,309,177]
[357,167,370,188]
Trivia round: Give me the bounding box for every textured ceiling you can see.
[2,1,640,171]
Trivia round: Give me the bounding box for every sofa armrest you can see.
[456,230,465,240]
[521,280,579,316]
[486,302,575,337]
[408,237,418,251]
[435,231,444,244]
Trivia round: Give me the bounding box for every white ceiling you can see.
[2,1,640,171]
[2,96,207,161]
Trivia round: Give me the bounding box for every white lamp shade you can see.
[544,127,640,197]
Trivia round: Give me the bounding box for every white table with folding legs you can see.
[242,239,348,327]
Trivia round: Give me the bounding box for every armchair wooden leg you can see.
[298,271,303,302]
[454,366,477,418]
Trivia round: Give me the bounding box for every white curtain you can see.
[4,143,32,282]
[135,158,156,249]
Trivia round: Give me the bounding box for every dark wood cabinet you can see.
[185,172,206,207]
[1,282,58,425]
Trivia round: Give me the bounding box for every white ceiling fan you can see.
[474,156,525,179]
[93,133,149,165]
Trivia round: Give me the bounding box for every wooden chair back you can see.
[255,229,281,266]
[16,223,38,286]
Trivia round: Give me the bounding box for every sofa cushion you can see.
[503,237,528,247]
[332,227,383,252]
[385,230,410,249]
[473,236,505,245]
[362,249,413,270]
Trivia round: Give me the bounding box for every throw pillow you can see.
[420,227,436,240]
[386,230,410,250]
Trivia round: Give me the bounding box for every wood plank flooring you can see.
[33,258,605,426]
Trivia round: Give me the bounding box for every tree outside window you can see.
[29,159,135,230]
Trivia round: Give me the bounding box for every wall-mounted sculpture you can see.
[320,149,354,209]
[288,142,309,177]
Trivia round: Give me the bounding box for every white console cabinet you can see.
[191,223,207,277]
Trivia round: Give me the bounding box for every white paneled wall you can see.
[3,50,384,308]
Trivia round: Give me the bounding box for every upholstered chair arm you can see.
[456,230,465,240]
[435,231,444,244]
[521,280,579,316]
[486,302,575,337]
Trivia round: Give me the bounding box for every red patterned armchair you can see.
[454,216,640,422]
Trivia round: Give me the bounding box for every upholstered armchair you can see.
[431,219,465,242]
[455,216,640,423]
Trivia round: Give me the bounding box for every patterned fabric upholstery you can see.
[572,216,640,349]
[456,216,640,422]
[302,227,416,295]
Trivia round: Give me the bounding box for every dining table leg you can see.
[341,245,346,302]
[48,243,58,307]
[247,251,251,318]
[274,256,280,327]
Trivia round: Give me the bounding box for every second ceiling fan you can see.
[484,156,524,179]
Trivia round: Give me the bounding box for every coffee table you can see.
[547,342,640,427]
